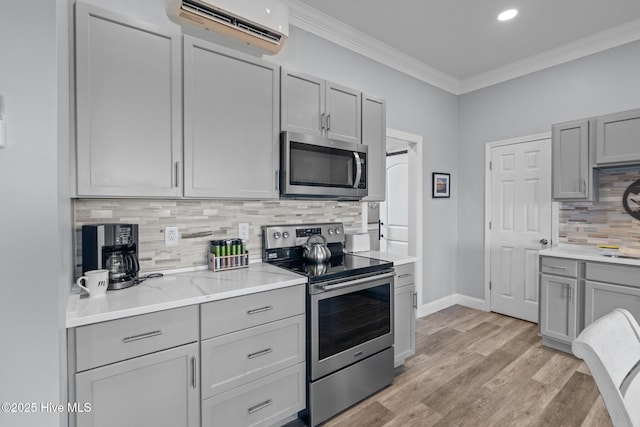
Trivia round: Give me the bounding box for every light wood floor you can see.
[310,305,613,427]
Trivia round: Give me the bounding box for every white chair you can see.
[572,308,640,427]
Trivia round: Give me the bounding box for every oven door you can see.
[310,270,394,381]
[281,131,368,199]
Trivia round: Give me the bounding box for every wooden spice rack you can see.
[207,252,249,272]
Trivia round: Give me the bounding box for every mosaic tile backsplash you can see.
[74,199,362,276]
[559,166,640,256]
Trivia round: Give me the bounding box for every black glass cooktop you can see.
[272,253,393,283]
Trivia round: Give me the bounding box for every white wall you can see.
[458,40,640,299]
[0,1,72,426]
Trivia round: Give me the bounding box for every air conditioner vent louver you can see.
[181,0,282,44]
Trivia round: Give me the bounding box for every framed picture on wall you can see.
[432,172,450,198]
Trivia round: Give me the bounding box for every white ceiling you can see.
[287,0,640,94]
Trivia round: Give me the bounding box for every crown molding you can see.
[459,18,640,94]
[285,0,460,94]
[285,1,640,96]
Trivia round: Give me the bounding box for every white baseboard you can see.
[417,294,488,318]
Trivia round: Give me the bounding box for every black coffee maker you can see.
[82,223,140,290]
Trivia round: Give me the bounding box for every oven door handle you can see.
[318,271,395,292]
[353,152,362,189]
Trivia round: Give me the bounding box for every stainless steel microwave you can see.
[280,131,368,199]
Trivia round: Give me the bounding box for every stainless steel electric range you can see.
[262,223,395,426]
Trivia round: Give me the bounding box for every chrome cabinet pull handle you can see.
[398,273,412,279]
[122,330,162,343]
[248,399,273,414]
[191,356,196,389]
[174,161,180,187]
[547,265,567,271]
[247,348,272,359]
[247,306,273,315]
[413,292,418,309]
[320,113,325,131]
[326,113,331,131]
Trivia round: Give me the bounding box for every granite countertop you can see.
[66,262,307,328]
[539,244,640,267]
[351,251,417,266]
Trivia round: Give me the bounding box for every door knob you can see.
[540,239,549,245]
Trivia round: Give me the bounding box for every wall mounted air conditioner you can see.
[170,0,289,54]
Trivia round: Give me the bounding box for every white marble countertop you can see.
[66,263,307,328]
[539,244,640,267]
[350,251,417,266]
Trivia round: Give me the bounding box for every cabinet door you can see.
[362,94,386,201]
[394,284,416,368]
[183,36,279,198]
[326,82,362,143]
[75,343,199,427]
[539,274,577,343]
[595,109,640,165]
[585,280,640,326]
[281,70,325,137]
[75,2,182,197]
[551,120,591,200]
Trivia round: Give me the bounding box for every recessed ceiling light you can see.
[497,9,518,21]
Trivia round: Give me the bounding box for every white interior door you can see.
[489,138,551,323]
[381,151,409,256]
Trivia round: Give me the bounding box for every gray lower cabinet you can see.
[281,69,361,144]
[69,306,199,427]
[394,263,416,367]
[75,343,199,427]
[595,108,640,166]
[539,257,581,352]
[200,285,306,426]
[584,262,640,325]
[75,1,182,197]
[183,35,280,199]
[362,94,387,202]
[551,119,592,200]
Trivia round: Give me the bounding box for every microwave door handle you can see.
[353,152,362,188]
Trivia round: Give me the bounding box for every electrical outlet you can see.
[165,226,179,247]
[238,223,249,241]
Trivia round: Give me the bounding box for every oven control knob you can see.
[282,232,289,239]
[327,229,334,235]
[273,232,281,239]
[334,228,341,235]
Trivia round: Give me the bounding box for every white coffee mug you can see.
[76,269,109,297]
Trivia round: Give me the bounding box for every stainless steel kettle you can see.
[303,235,332,264]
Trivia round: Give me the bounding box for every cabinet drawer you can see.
[200,285,305,339]
[540,257,578,277]
[394,263,414,288]
[586,262,640,288]
[75,306,198,371]
[201,315,305,399]
[201,363,305,427]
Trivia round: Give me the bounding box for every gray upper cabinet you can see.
[595,109,640,166]
[281,70,361,144]
[183,35,279,199]
[551,119,592,200]
[362,94,386,201]
[325,82,362,143]
[75,2,182,197]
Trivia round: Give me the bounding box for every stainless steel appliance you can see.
[280,131,368,199]
[82,224,140,290]
[263,223,394,426]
